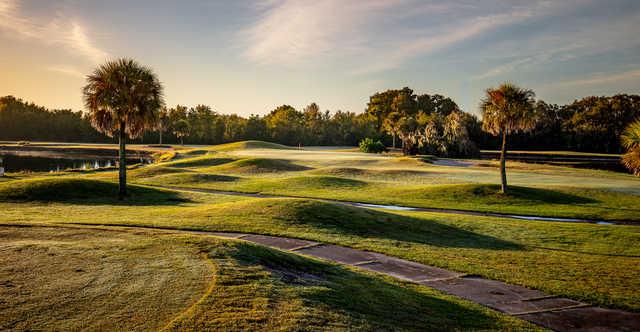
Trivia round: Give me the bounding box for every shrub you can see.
[359,138,387,153]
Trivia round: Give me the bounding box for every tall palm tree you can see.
[621,120,640,175]
[480,83,537,193]
[156,107,170,145]
[83,58,164,198]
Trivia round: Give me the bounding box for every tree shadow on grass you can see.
[0,178,191,206]
[470,184,598,205]
[263,199,523,250]
[219,242,524,331]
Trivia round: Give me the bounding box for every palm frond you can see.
[621,120,640,150]
[82,58,164,138]
[480,82,537,136]
[622,147,640,176]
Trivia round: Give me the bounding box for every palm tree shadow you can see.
[499,186,597,204]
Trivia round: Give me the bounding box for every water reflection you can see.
[0,151,151,173]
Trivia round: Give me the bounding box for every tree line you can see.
[1,91,639,154]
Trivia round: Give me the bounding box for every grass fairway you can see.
[128,143,640,221]
[2,141,640,328]
[0,226,535,331]
[1,177,639,312]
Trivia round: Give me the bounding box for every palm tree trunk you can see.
[392,134,396,149]
[159,130,163,145]
[118,120,127,199]
[500,130,508,193]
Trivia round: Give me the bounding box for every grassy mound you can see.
[210,140,292,151]
[402,183,597,206]
[314,167,368,177]
[161,155,236,168]
[129,166,191,179]
[183,198,519,250]
[141,173,239,185]
[213,158,310,173]
[0,178,188,203]
[276,176,367,189]
[178,149,210,157]
[316,167,435,179]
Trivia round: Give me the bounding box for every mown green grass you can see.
[116,140,640,220]
[2,178,638,312]
[159,154,236,168]
[0,225,536,331]
[136,172,640,221]
[210,157,311,173]
[480,150,622,157]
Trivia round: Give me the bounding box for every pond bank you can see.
[0,143,161,172]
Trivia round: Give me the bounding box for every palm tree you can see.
[383,112,401,149]
[173,119,190,145]
[621,120,640,175]
[156,107,170,145]
[480,83,537,193]
[83,58,164,198]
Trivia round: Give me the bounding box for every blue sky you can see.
[1,0,639,116]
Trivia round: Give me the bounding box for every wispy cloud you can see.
[471,58,534,81]
[556,69,640,87]
[46,65,86,78]
[355,9,536,74]
[468,4,640,81]
[0,0,108,64]
[239,0,398,66]
[469,43,584,81]
[238,0,587,74]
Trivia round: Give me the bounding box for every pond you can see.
[0,150,151,173]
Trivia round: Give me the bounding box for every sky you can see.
[1,0,639,117]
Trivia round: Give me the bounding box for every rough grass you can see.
[0,226,213,331]
[0,225,535,331]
